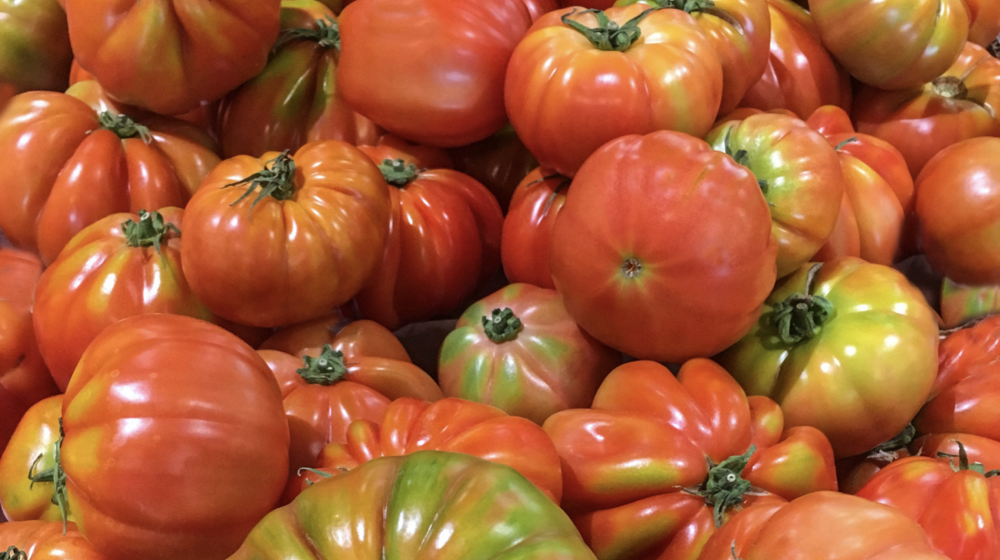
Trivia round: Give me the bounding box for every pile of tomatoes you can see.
[1,0,1000,559]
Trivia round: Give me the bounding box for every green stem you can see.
[27,417,69,534]
[274,17,340,52]
[0,547,27,560]
[120,210,180,253]
[866,424,915,462]
[378,159,420,187]
[99,111,152,143]
[723,128,769,194]
[937,440,1000,477]
[621,0,715,11]
[225,151,297,215]
[296,344,348,385]
[482,308,522,343]
[834,136,858,152]
[771,293,834,345]
[562,8,655,52]
[687,446,758,527]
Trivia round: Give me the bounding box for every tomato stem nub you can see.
[561,8,655,52]
[482,308,522,343]
[931,76,968,100]
[225,151,297,215]
[771,293,834,345]
[378,159,420,187]
[686,446,758,527]
[99,111,152,143]
[273,17,341,53]
[297,344,349,385]
[27,417,70,534]
[121,209,180,253]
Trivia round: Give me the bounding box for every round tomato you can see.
[549,131,776,363]
[505,5,724,177]
[501,167,570,289]
[940,278,1000,328]
[0,520,106,560]
[181,142,391,328]
[0,0,72,94]
[0,395,65,523]
[445,124,539,213]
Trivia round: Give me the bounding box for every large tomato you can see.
[60,314,290,560]
[259,317,401,362]
[0,396,66,523]
[717,258,940,458]
[0,90,220,265]
[181,142,391,328]
[505,5,724,177]
[445,124,539,213]
[853,42,1000,178]
[501,167,570,289]
[808,0,969,90]
[0,0,72,94]
[543,359,837,560]
[549,131,776,363]
[705,112,845,278]
[0,520,106,560]
[914,137,1000,285]
[217,1,380,159]
[62,0,281,115]
[337,0,531,147]
[437,283,622,425]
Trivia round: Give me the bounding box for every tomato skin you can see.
[500,168,570,290]
[0,0,72,94]
[445,124,539,213]
[808,0,969,90]
[63,0,280,115]
[181,142,391,328]
[261,318,407,363]
[717,258,940,458]
[61,314,290,560]
[0,520,107,560]
[940,278,1000,328]
[549,131,776,363]
[853,42,1000,178]
[915,434,1000,471]
[506,6,724,177]
[438,283,623,425]
[0,396,66,522]
[967,0,1000,46]
[337,0,531,147]
[0,247,43,306]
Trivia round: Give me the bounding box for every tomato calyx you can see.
[296,344,349,385]
[274,17,340,53]
[561,8,656,52]
[931,76,969,100]
[27,417,70,534]
[225,151,297,215]
[937,440,1000,477]
[378,158,420,187]
[771,293,834,345]
[120,209,180,253]
[866,424,915,462]
[482,307,523,343]
[651,0,716,13]
[0,547,27,560]
[684,446,763,527]
[98,111,152,143]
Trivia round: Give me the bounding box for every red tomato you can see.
[181,142,391,328]
[337,0,531,147]
[0,90,220,264]
[61,314,289,560]
[0,396,65,523]
[445,125,539,213]
[0,247,43,308]
[549,131,776,363]
[854,42,1000,178]
[915,434,1000,471]
[805,104,856,136]
[967,0,1000,46]
[0,521,106,560]
[259,317,410,363]
[62,0,280,115]
[835,425,915,495]
[500,168,570,289]
[505,5,724,177]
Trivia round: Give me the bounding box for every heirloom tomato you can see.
[0,90,220,264]
[0,520,105,560]
[940,278,1000,328]
[968,0,1000,46]
[181,142,391,328]
[505,5,724,177]
[808,0,969,90]
[916,435,1000,471]
[915,137,1000,285]
[549,131,776,363]
[337,0,531,147]
[543,359,837,560]
[260,318,404,362]
[0,396,66,522]
[62,0,280,115]
[717,258,940,458]
[217,1,380,159]
[60,314,290,560]
[32,208,213,390]
[438,283,622,425]
[353,141,503,330]
[229,451,597,560]
[296,397,564,502]
[706,112,844,278]
[698,491,950,560]
[0,247,43,307]
[446,124,539,213]
[738,0,852,119]
[501,168,570,289]
[0,0,72,94]
[854,42,1000,178]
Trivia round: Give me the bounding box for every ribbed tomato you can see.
[0,395,65,523]
[501,168,570,289]
[0,520,106,560]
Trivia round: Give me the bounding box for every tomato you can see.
[445,124,539,213]
[543,359,837,560]
[836,425,915,495]
[353,141,503,330]
[706,112,844,278]
[61,314,289,560]
[853,42,1000,178]
[549,131,776,363]
[738,0,852,119]
[915,137,1000,285]
[229,451,596,559]
[501,168,570,289]
[717,258,940,458]
[337,0,531,147]
[181,142,391,328]
[915,434,1000,471]
[505,5,724,177]
[0,0,72,94]
[0,520,106,560]
[0,89,220,265]
[940,278,1000,328]
[62,0,280,115]
[967,0,1000,46]
[438,283,622,425]
[808,0,969,90]
[297,397,564,503]
[217,1,380,159]
[698,491,950,560]
[260,317,411,362]
[0,396,66,523]
[0,248,43,309]
[805,104,856,136]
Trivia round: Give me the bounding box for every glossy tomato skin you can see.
[0,247,43,307]
[61,314,290,560]
[967,0,1000,46]
[549,131,776,363]
[62,0,280,115]
[0,90,220,264]
[0,0,72,94]
[438,283,623,425]
[808,0,969,90]
[0,395,66,522]
[940,278,1000,328]
[501,168,570,289]
[717,258,940,458]
[181,142,391,328]
[916,434,1000,471]
[229,451,597,560]
[506,6,724,177]
[337,0,531,147]
[445,124,539,213]
[915,137,1000,285]
[260,318,405,362]
[853,42,1000,178]
[0,520,107,560]
[217,1,380,159]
